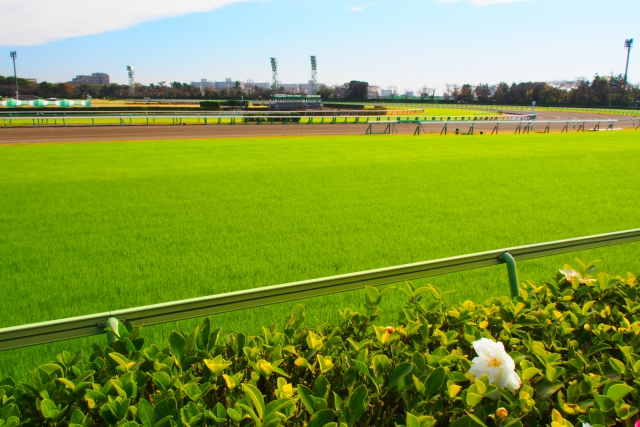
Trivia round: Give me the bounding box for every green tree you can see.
[317,84,337,100]
[459,84,474,102]
[474,84,490,102]
[493,82,509,102]
[592,75,610,106]
[345,81,369,100]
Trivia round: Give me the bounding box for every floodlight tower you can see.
[310,55,317,94]
[270,58,278,90]
[624,39,633,83]
[126,65,135,97]
[10,51,18,99]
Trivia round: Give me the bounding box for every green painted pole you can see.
[499,252,519,298]
[104,317,119,345]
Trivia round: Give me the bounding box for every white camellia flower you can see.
[469,338,521,399]
[559,268,596,284]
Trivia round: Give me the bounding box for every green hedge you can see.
[200,101,248,110]
[1,261,639,427]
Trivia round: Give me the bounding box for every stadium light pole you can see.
[310,55,317,95]
[624,39,633,83]
[270,58,278,91]
[10,51,18,100]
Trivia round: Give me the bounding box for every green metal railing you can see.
[0,228,638,351]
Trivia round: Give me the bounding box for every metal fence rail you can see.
[0,109,426,118]
[2,113,544,129]
[1,228,638,351]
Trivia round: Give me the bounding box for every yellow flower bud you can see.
[496,407,509,419]
[256,359,273,377]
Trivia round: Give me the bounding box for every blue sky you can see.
[1,0,637,94]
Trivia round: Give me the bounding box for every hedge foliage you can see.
[1,260,639,427]
[200,101,248,110]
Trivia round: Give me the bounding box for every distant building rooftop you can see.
[69,73,110,85]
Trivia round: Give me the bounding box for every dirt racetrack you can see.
[0,111,637,144]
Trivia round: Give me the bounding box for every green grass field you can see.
[1,131,639,378]
[0,108,497,127]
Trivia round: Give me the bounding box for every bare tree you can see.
[419,85,435,100]
[445,84,461,101]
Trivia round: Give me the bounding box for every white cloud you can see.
[438,0,530,5]
[349,6,364,11]
[0,0,252,46]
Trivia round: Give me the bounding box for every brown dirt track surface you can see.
[0,111,637,144]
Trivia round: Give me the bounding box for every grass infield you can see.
[0,108,496,127]
[1,131,639,378]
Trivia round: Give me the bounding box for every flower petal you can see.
[473,338,496,360]
[492,367,508,388]
[469,356,490,379]
[506,370,521,392]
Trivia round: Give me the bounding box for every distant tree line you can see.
[0,75,372,102]
[442,75,640,106]
[1,74,638,106]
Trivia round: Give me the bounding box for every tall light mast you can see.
[126,65,135,97]
[624,39,633,82]
[10,51,18,99]
[270,58,278,91]
[310,55,317,94]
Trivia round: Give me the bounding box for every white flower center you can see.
[488,357,501,368]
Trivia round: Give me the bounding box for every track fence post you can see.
[499,253,520,298]
[104,317,120,346]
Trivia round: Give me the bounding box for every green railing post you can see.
[499,252,520,298]
[104,317,119,345]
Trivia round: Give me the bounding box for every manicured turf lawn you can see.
[1,131,639,378]
[1,108,494,127]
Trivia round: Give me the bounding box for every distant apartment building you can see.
[191,78,249,91]
[26,78,38,84]
[214,78,236,90]
[245,80,271,90]
[69,73,110,85]
[368,85,381,98]
[380,89,393,98]
[190,78,322,93]
[191,79,214,89]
